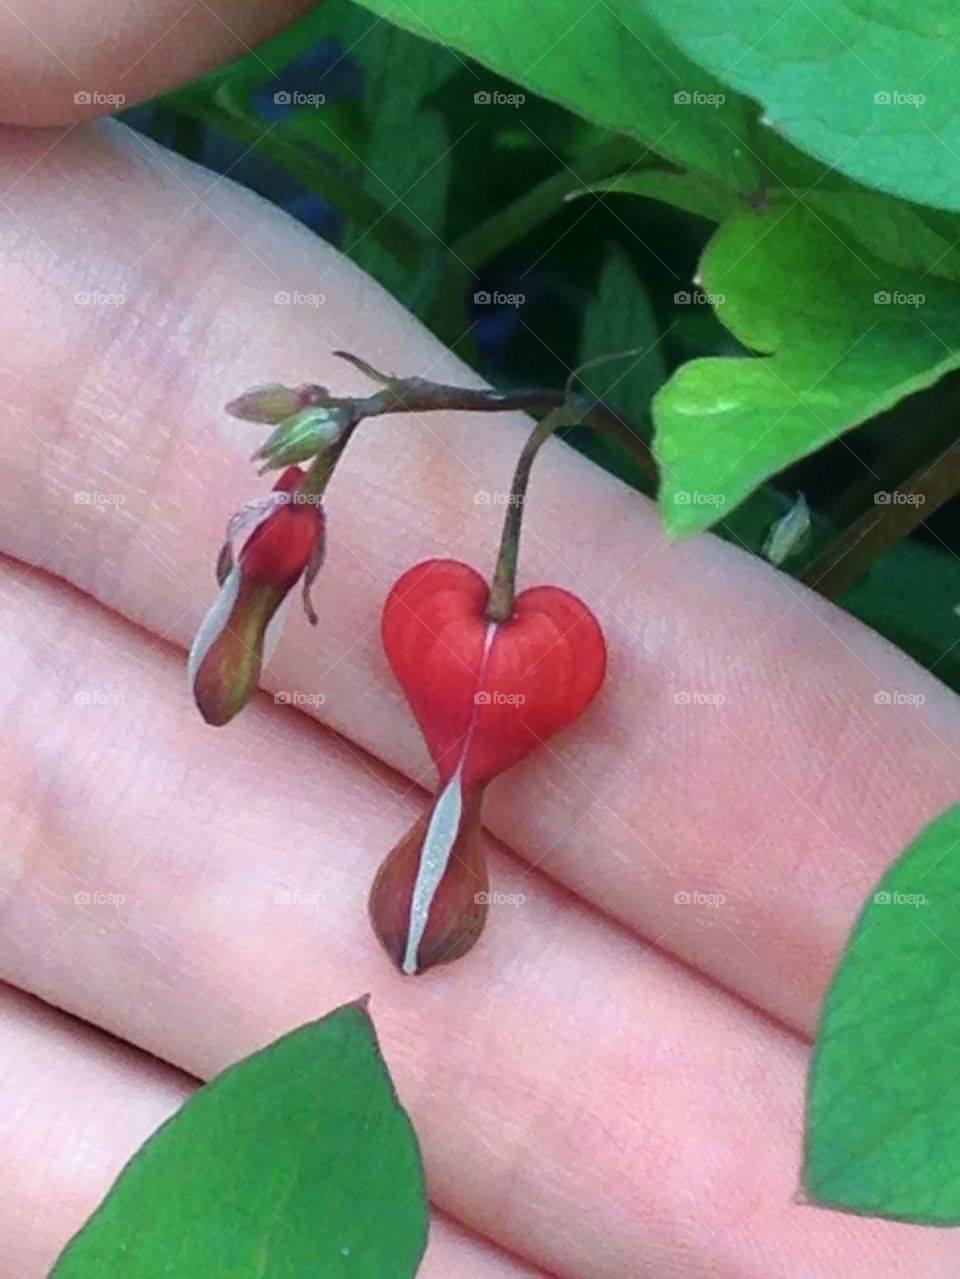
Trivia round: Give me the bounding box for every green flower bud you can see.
[252,406,349,470]
[225,383,328,425]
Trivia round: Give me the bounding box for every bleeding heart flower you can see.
[188,466,324,726]
[382,559,606,787]
[371,557,606,975]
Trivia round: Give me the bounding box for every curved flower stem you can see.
[486,406,571,622]
[331,351,656,480]
[567,391,656,481]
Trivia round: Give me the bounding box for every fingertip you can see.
[0,0,316,125]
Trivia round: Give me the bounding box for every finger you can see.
[0,562,952,1277]
[0,982,540,1278]
[1,120,957,1040]
[0,0,315,125]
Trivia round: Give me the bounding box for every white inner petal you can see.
[187,565,242,692]
[402,767,465,976]
[402,621,498,975]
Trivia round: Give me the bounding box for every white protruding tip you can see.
[402,769,465,975]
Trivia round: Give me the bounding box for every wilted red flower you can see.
[370,557,606,975]
[188,466,324,726]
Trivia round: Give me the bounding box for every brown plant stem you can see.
[332,351,656,481]
[486,407,570,622]
[802,442,960,598]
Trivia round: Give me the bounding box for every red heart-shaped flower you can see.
[382,558,606,789]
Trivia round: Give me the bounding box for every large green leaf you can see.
[350,0,759,187]
[753,129,960,283]
[52,1002,428,1277]
[653,202,960,535]
[805,803,960,1221]
[642,0,960,212]
[806,190,960,283]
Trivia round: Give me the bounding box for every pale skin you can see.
[0,11,959,1277]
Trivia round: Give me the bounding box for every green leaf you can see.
[805,803,960,1221]
[52,1001,428,1277]
[589,170,739,224]
[579,243,665,421]
[642,0,960,212]
[653,202,960,536]
[805,189,960,283]
[576,244,664,488]
[753,129,960,284]
[350,0,759,187]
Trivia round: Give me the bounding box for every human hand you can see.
[1,16,959,1278]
